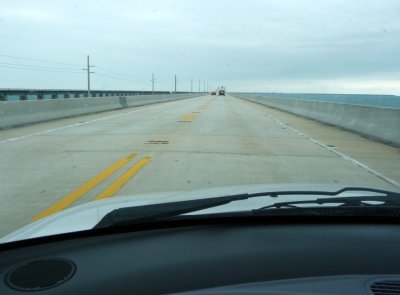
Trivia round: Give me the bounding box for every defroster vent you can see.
[371,280,400,295]
[6,258,76,291]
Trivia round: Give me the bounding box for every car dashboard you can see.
[0,216,400,294]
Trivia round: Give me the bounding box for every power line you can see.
[0,62,82,72]
[0,54,84,67]
[0,65,83,73]
[95,69,145,81]
[95,72,139,82]
[0,53,163,90]
[0,53,150,82]
[95,66,147,81]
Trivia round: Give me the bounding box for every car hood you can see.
[0,184,379,243]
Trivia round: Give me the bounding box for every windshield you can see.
[0,0,399,242]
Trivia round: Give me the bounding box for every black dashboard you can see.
[1,217,400,294]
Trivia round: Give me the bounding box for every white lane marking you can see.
[266,114,400,189]
[0,99,188,144]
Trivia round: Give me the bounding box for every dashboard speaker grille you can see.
[371,280,400,295]
[6,258,76,291]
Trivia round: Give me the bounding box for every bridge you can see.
[0,92,399,236]
[0,88,191,101]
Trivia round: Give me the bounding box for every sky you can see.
[0,0,399,94]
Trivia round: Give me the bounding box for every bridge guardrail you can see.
[233,94,400,147]
[0,93,205,129]
[0,89,187,101]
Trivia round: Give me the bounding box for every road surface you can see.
[1,95,399,236]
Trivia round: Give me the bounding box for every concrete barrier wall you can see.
[0,93,202,129]
[234,94,400,147]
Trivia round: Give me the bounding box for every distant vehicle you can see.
[211,91,216,95]
[217,86,226,96]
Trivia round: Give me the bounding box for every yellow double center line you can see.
[94,156,151,201]
[32,153,151,222]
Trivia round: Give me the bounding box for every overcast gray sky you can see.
[0,0,399,94]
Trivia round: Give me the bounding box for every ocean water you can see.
[243,93,400,109]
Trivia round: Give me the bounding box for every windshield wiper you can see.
[256,195,400,210]
[94,187,400,229]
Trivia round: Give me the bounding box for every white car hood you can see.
[0,184,384,243]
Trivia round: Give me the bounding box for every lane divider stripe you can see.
[94,156,151,201]
[180,114,197,121]
[31,153,137,221]
[0,98,194,145]
[267,114,400,189]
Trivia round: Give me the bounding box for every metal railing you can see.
[0,89,191,101]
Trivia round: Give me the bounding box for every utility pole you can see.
[151,73,155,94]
[191,78,193,92]
[203,80,206,92]
[174,74,177,93]
[198,79,201,92]
[83,55,95,97]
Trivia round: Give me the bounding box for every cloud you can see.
[0,0,399,94]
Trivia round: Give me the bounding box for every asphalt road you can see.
[1,94,399,236]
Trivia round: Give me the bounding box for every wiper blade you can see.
[255,194,400,211]
[254,188,400,210]
[94,187,400,229]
